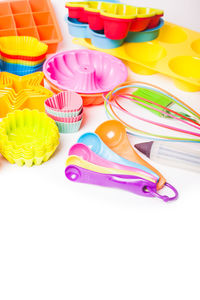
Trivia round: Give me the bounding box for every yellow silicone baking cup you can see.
[0,72,53,117]
[0,109,59,167]
[0,36,48,57]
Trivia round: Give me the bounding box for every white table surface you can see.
[0,0,200,299]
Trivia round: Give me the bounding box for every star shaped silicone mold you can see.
[0,72,53,118]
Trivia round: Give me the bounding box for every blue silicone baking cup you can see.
[0,60,44,75]
[67,17,91,38]
[89,29,124,49]
[125,19,164,43]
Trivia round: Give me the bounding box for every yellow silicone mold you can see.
[0,72,53,117]
[0,109,59,167]
[0,36,48,57]
[0,71,45,89]
[66,2,162,19]
[74,21,200,92]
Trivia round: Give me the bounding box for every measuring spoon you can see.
[95,120,166,189]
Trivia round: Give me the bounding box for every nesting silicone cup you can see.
[77,132,159,179]
[126,19,164,43]
[67,17,123,48]
[45,106,82,118]
[0,60,44,75]
[0,0,62,54]
[0,71,53,117]
[45,91,83,113]
[89,28,124,49]
[46,111,83,123]
[67,17,91,38]
[68,143,157,182]
[1,56,45,66]
[0,36,47,75]
[55,119,82,134]
[43,49,128,94]
[0,36,48,57]
[0,109,59,167]
[67,17,164,48]
[45,77,104,106]
[74,20,200,92]
[66,2,163,39]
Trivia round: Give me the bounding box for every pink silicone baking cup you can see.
[43,49,128,94]
[45,91,83,112]
[45,77,104,106]
[46,111,83,123]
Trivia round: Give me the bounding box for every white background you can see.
[0,0,200,299]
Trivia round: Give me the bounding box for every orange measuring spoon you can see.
[95,120,166,190]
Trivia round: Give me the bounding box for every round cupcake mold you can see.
[0,109,59,167]
[158,24,187,44]
[169,56,200,79]
[169,56,200,92]
[43,49,128,94]
[124,41,167,75]
[191,39,200,55]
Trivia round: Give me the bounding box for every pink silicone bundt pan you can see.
[43,49,128,94]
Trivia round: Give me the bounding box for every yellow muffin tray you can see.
[74,21,200,92]
[0,109,59,167]
[0,72,53,117]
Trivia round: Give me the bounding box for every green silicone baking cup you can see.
[55,119,83,133]
[45,105,83,118]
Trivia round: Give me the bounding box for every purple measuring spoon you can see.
[68,143,157,182]
[65,165,178,201]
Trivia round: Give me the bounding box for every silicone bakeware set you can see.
[0,0,62,53]
[2,0,199,201]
